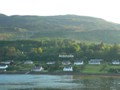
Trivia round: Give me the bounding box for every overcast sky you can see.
[0,0,120,23]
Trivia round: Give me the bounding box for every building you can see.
[88,59,103,64]
[46,61,56,65]
[0,65,8,71]
[63,66,73,71]
[74,60,84,65]
[24,60,34,64]
[112,60,120,65]
[62,61,71,65]
[0,60,13,65]
[32,66,44,71]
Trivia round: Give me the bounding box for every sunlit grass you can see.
[81,64,120,74]
[82,65,103,73]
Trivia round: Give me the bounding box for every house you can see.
[88,59,103,64]
[63,66,73,71]
[0,65,8,71]
[74,60,84,65]
[24,60,34,64]
[32,66,44,71]
[112,60,120,65]
[62,61,71,65]
[0,60,13,65]
[46,61,56,65]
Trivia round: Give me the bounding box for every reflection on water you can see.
[0,75,119,90]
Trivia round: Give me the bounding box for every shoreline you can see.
[0,71,120,77]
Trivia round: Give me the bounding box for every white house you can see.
[112,60,120,65]
[63,66,73,71]
[88,59,103,64]
[62,61,71,65]
[1,60,13,65]
[24,60,34,64]
[0,65,8,71]
[74,60,84,65]
[32,66,44,71]
[46,61,56,65]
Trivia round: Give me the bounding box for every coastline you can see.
[0,71,120,77]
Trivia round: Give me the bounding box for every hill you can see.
[0,14,120,43]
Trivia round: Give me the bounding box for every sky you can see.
[0,0,120,23]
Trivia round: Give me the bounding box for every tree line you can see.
[0,39,120,62]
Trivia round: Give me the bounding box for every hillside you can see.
[0,14,120,43]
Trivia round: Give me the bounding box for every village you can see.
[0,58,120,74]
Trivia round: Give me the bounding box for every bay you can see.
[0,74,119,90]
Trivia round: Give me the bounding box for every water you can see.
[0,74,120,90]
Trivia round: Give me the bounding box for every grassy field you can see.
[81,64,120,74]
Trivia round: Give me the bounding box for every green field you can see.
[81,64,120,74]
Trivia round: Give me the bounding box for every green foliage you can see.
[30,47,43,54]
[1,14,120,43]
[0,39,120,62]
[73,65,81,72]
[108,68,120,73]
[45,61,62,72]
[71,43,80,52]
[37,48,43,54]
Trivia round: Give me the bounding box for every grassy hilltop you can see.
[1,14,120,43]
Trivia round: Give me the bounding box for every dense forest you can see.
[0,39,120,62]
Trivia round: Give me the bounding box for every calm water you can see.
[0,74,120,90]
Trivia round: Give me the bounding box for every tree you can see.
[67,43,80,53]
[72,43,80,52]
[30,48,38,54]
[109,43,120,59]
[6,47,17,57]
[30,47,43,54]
[37,47,43,54]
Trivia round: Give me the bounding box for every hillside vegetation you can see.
[0,39,120,61]
[0,14,120,43]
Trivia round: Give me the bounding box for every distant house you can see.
[112,60,120,65]
[0,65,8,71]
[0,60,13,65]
[24,60,34,64]
[46,61,56,65]
[63,66,73,71]
[88,59,103,64]
[74,60,84,65]
[62,61,71,65]
[32,66,44,71]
